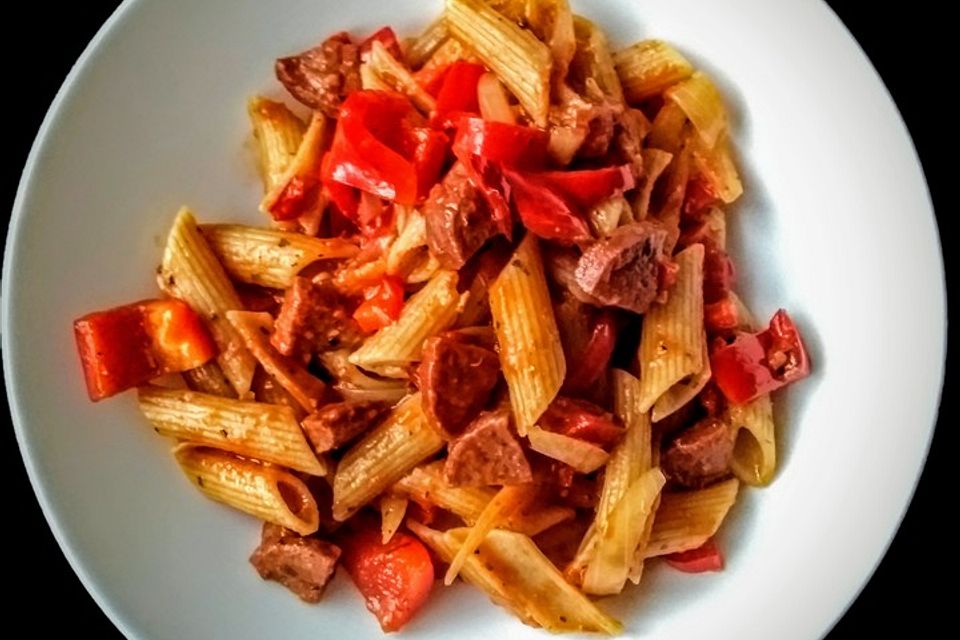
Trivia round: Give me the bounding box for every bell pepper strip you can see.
[460,154,514,238]
[360,26,403,60]
[322,152,361,222]
[415,63,452,97]
[665,538,724,573]
[339,524,434,632]
[527,165,635,211]
[452,117,548,169]
[502,168,591,243]
[704,296,740,334]
[710,309,811,405]
[562,311,617,394]
[323,90,447,207]
[269,175,321,222]
[683,173,720,218]
[539,397,624,449]
[430,61,486,129]
[74,299,217,401]
[354,276,405,333]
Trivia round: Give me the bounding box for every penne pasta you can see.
[360,61,392,91]
[366,41,437,114]
[226,311,326,413]
[652,332,712,422]
[159,208,257,397]
[692,132,744,204]
[173,443,319,535]
[582,467,665,595]
[644,478,740,557]
[259,111,328,221]
[414,37,475,86]
[138,386,326,475]
[348,270,463,377]
[636,243,706,413]
[248,97,306,193]
[418,524,623,635]
[633,148,674,220]
[627,492,661,584]
[726,394,777,486]
[525,0,576,86]
[477,73,518,124]
[490,235,565,436]
[317,350,412,404]
[183,361,237,399]
[380,493,410,544]
[404,17,449,69]
[445,0,552,126]
[526,426,609,473]
[666,71,728,150]
[589,194,632,237]
[647,101,688,153]
[614,39,693,103]
[700,206,727,249]
[200,224,358,290]
[571,16,624,103]
[332,393,444,521]
[386,207,441,284]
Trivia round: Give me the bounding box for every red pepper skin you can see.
[74,299,217,401]
[269,175,321,222]
[683,173,719,218]
[353,276,405,333]
[503,167,591,242]
[710,309,811,404]
[339,525,434,632]
[562,311,617,394]
[704,296,740,334]
[528,165,635,211]
[452,117,548,169]
[324,90,446,207]
[431,62,486,129]
[360,26,403,60]
[416,63,452,97]
[539,397,623,449]
[665,538,724,573]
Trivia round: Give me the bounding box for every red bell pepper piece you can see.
[339,524,434,632]
[269,175,321,222]
[431,61,486,129]
[562,311,617,394]
[452,117,548,169]
[711,309,811,404]
[683,173,719,218]
[502,167,591,242]
[529,165,635,211]
[415,63,452,97]
[704,296,740,333]
[74,299,216,401]
[539,397,624,449]
[354,276,405,333]
[360,26,403,60]
[665,538,724,573]
[323,90,447,207]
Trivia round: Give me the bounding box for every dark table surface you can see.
[3,1,951,636]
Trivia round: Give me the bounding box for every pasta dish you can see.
[71,0,811,633]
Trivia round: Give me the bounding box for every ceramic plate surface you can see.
[3,0,944,638]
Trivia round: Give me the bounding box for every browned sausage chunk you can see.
[271,277,363,361]
[661,417,734,488]
[275,32,362,118]
[301,401,389,453]
[574,221,675,314]
[424,163,499,270]
[444,410,533,486]
[249,523,341,603]
[418,333,500,437]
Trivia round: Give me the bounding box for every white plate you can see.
[3,0,944,638]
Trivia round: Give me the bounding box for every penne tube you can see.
[416,525,623,635]
[173,443,319,535]
[644,478,740,557]
[380,493,410,544]
[636,243,706,413]
[614,39,693,103]
[633,148,674,220]
[360,62,392,91]
[445,484,536,585]
[395,462,573,536]
[666,71,728,150]
[259,111,328,222]
[477,73,518,124]
[248,97,306,192]
[627,493,661,584]
[652,332,712,422]
[525,0,576,85]
[332,393,444,520]
[526,427,609,473]
[200,224,358,290]
[404,17,450,69]
[349,270,463,377]
[366,41,437,114]
[571,16,624,103]
[582,467,665,595]
[386,207,441,284]
[692,132,743,204]
[490,235,565,436]
[647,101,688,153]
[226,311,327,413]
[183,361,237,399]
[317,349,412,405]
[700,206,727,249]
[589,194,631,237]
[159,208,257,397]
[414,37,475,86]
[445,0,552,126]
[726,394,777,486]
[138,386,326,476]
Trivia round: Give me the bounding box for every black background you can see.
[2,1,950,637]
